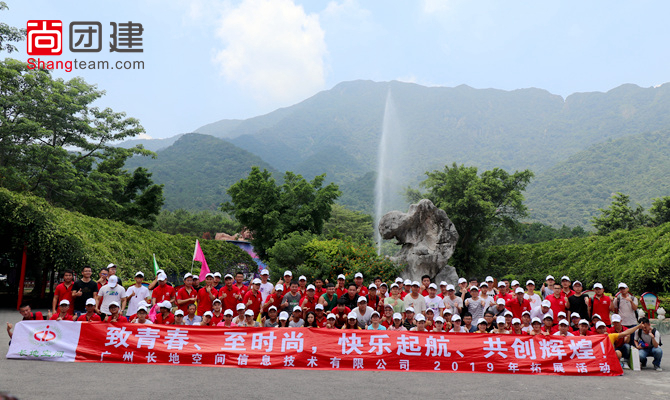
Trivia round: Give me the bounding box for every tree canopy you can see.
[222,167,340,260]
[407,163,533,275]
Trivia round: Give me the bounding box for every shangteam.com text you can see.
[27,58,144,73]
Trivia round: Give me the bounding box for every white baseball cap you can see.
[347,312,357,319]
[405,306,415,313]
[137,306,148,313]
[395,277,403,283]
[618,282,628,289]
[212,298,222,304]
[561,275,570,281]
[244,310,254,317]
[557,311,567,317]
[612,314,622,323]
[435,316,445,323]
[504,310,513,317]
[479,282,489,288]
[573,280,582,286]
[268,306,277,312]
[160,301,172,308]
[236,303,245,310]
[85,298,96,306]
[439,281,448,286]
[541,300,551,308]
[135,271,144,277]
[224,274,233,279]
[107,263,117,269]
[390,283,399,289]
[451,315,461,322]
[545,275,555,280]
[108,275,119,287]
[275,284,284,291]
[592,314,602,320]
[293,306,302,312]
[496,298,506,305]
[404,279,412,285]
[109,301,120,308]
[284,270,292,277]
[515,287,524,294]
[354,272,363,279]
[469,286,479,292]
[368,283,377,289]
[213,272,222,278]
[174,310,184,316]
[338,274,346,280]
[458,278,467,284]
[183,273,192,280]
[543,314,553,320]
[477,318,487,325]
[415,314,426,322]
[485,276,494,282]
[558,319,569,326]
[443,309,452,315]
[59,299,70,306]
[260,269,269,275]
[522,311,531,316]
[205,273,214,279]
[531,317,541,324]
[514,317,524,325]
[299,275,307,281]
[279,311,289,320]
[428,283,437,289]
[203,311,213,317]
[571,312,580,319]
[578,319,589,325]
[315,304,324,310]
[593,283,603,289]
[412,281,420,287]
[496,316,506,325]
[252,278,261,285]
[393,313,402,320]
[498,282,506,287]
[511,280,519,286]
[371,311,380,318]
[157,272,167,281]
[224,309,234,316]
[357,296,367,303]
[327,313,336,320]
[306,284,315,291]
[446,284,455,291]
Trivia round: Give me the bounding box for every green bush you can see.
[487,223,670,294]
[0,188,254,283]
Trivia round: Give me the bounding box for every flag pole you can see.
[191,240,197,274]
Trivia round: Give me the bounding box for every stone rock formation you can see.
[378,199,459,285]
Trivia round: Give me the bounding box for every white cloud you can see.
[213,0,327,106]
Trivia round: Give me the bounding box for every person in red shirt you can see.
[243,278,263,317]
[96,267,109,290]
[335,274,348,298]
[366,284,382,313]
[197,273,219,315]
[438,281,449,299]
[210,299,224,325]
[282,271,293,293]
[263,284,284,313]
[381,304,394,328]
[560,276,575,298]
[300,284,318,317]
[420,275,432,296]
[176,273,198,314]
[314,304,328,327]
[546,284,567,318]
[577,319,592,336]
[77,298,102,322]
[541,314,558,335]
[354,272,368,297]
[103,302,128,322]
[494,282,513,302]
[219,274,241,313]
[52,269,75,315]
[153,301,175,325]
[506,287,532,319]
[49,300,74,321]
[591,283,613,325]
[297,275,308,297]
[313,278,326,298]
[151,272,176,307]
[234,272,248,297]
[332,299,351,328]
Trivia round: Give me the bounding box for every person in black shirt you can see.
[339,283,358,310]
[566,280,590,321]
[72,266,98,317]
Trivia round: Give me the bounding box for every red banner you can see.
[8,322,623,375]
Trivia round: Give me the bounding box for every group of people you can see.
[6,265,663,371]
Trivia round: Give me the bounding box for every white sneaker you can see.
[654,366,663,372]
[622,362,630,370]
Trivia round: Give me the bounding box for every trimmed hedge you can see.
[0,188,254,282]
[487,223,670,294]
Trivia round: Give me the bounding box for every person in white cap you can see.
[388,313,407,331]
[263,284,285,313]
[52,269,75,315]
[479,282,495,311]
[493,316,510,334]
[297,275,308,296]
[494,281,513,302]
[456,277,468,298]
[402,279,412,299]
[151,271,176,308]
[212,272,223,290]
[336,274,348,297]
[464,286,485,321]
[97,275,126,318]
[560,276,575,298]
[218,309,236,327]
[634,317,663,371]
[282,281,304,314]
[233,271,248,297]
[384,283,406,314]
[613,282,639,327]
[242,278,263,318]
[319,283,338,312]
[210,299,225,325]
[264,306,280,327]
[130,306,152,324]
[449,315,468,333]
[218,273,241,313]
[314,304,327,327]
[300,284,319,316]
[125,271,151,317]
[553,319,574,337]
[528,317,543,336]
[103,301,128,323]
[352,297,374,328]
[240,309,260,327]
[531,299,553,321]
[233,303,246,325]
[324,313,338,329]
[591,283,613,325]
[366,283,382,313]
[410,314,427,332]
[49,300,74,321]
[200,311,214,326]
[442,284,463,315]
[176,273,198,315]
[289,306,304,327]
[354,272,368,297]
[566,280,590,322]
[281,270,293,292]
[424,283,445,315]
[367,311,386,330]
[524,280,542,309]
[77,298,102,322]
[173,310,186,325]
[404,281,427,315]
[540,275,555,299]
[576,319,591,336]
[403,307,416,330]
[507,287,532,319]
[474,318,489,333]
[184,303,202,326]
[258,269,274,302]
[153,300,175,325]
[546,281,567,320]
[608,314,630,364]
[197,273,219,315]
[278,311,290,327]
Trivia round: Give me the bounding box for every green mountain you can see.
[124,133,278,210]
[117,134,185,152]
[525,129,670,228]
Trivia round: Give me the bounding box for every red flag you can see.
[193,239,210,281]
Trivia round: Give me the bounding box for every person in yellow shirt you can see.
[595,321,642,369]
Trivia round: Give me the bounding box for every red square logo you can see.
[27,20,63,56]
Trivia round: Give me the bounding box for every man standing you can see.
[339,283,359,310]
[97,275,126,318]
[506,287,532,319]
[281,281,304,314]
[125,271,151,317]
[566,281,590,321]
[424,283,445,316]
[218,274,241,312]
[243,278,263,317]
[72,266,98,317]
[197,273,218,315]
[52,269,75,315]
[546,283,567,318]
[151,272,176,307]
[258,269,274,303]
[176,273,198,314]
[335,274,347,298]
[524,280,542,309]
[96,267,109,290]
[591,283,613,326]
[234,272,248,297]
[614,283,638,327]
[560,276,575,298]
[442,284,463,315]
[318,283,338,312]
[354,272,368,297]
[404,281,427,315]
[213,272,223,290]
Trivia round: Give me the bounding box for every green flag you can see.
[153,253,159,275]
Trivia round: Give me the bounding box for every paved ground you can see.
[1,309,668,399]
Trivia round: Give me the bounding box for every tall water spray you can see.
[374,89,405,254]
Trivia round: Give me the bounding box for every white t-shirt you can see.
[481,295,496,311]
[353,306,374,328]
[259,281,274,303]
[614,294,639,326]
[443,296,463,314]
[524,293,542,309]
[133,319,153,324]
[449,326,468,333]
[424,295,445,314]
[553,331,574,337]
[99,284,126,314]
[530,306,553,321]
[125,285,150,316]
[404,294,427,315]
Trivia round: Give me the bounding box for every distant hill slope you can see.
[117,134,185,152]
[525,129,670,228]
[124,133,278,210]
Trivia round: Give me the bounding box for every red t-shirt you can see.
[176,286,198,314]
[495,292,514,302]
[104,315,128,323]
[300,295,318,314]
[24,312,44,321]
[234,283,248,298]
[336,287,348,298]
[366,294,382,313]
[243,290,263,317]
[153,312,175,325]
[152,284,176,304]
[421,289,430,296]
[264,293,284,310]
[316,315,328,328]
[54,282,74,314]
[77,313,102,322]
[218,285,239,313]
[357,286,369,297]
[561,289,576,298]
[333,307,351,328]
[542,325,559,334]
[506,298,532,319]
[211,311,224,326]
[591,295,612,325]
[197,286,219,315]
[49,313,73,321]
[314,287,327,298]
[400,291,409,300]
[546,294,567,318]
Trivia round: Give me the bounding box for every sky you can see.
[4,0,670,139]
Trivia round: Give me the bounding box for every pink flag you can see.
[193,239,210,281]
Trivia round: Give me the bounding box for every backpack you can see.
[635,328,662,346]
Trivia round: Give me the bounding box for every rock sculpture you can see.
[378,199,459,285]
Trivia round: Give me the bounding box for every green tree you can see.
[154,209,238,237]
[322,203,374,244]
[407,163,533,275]
[0,2,25,54]
[222,167,340,260]
[592,192,649,235]
[0,59,163,227]
[650,196,670,226]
